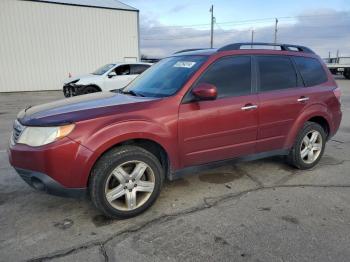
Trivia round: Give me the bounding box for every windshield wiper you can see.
[121,90,144,97]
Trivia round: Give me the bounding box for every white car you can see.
[63,62,152,97]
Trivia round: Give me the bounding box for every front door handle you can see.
[241,104,258,111]
[297,96,309,102]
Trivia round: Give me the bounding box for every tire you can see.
[287,121,326,169]
[89,145,164,219]
[82,86,99,94]
[344,69,350,80]
[330,69,337,75]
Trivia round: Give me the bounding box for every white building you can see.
[0,0,140,92]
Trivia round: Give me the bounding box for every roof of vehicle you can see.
[172,42,316,57]
[113,62,153,66]
[173,49,217,56]
[30,0,138,11]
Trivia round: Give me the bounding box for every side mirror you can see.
[192,83,217,101]
[108,71,117,78]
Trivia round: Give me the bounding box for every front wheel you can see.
[287,122,326,169]
[89,146,164,219]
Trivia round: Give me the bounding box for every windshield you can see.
[92,64,116,75]
[123,55,207,97]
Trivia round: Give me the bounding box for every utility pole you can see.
[210,5,214,48]
[251,29,254,48]
[336,49,339,63]
[274,18,278,47]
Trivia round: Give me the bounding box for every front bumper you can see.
[8,137,94,196]
[63,84,85,97]
[15,168,86,198]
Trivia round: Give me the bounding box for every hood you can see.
[18,92,157,126]
[63,74,99,85]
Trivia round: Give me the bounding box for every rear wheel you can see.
[82,85,100,94]
[329,69,337,75]
[344,69,350,79]
[89,146,164,219]
[287,122,326,169]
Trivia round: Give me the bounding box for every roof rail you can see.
[173,48,212,54]
[218,42,315,54]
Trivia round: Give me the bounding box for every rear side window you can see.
[293,57,328,87]
[195,56,251,98]
[131,64,150,74]
[257,56,297,92]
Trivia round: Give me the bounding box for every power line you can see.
[214,20,225,31]
[217,13,349,25]
[142,13,349,30]
[141,24,350,41]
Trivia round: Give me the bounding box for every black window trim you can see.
[290,56,305,87]
[181,55,255,104]
[255,54,305,93]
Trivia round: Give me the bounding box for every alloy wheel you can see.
[300,130,323,164]
[104,161,155,211]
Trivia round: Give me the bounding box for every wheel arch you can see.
[85,84,102,92]
[86,138,172,188]
[285,106,332,149]
[307,116,330,138]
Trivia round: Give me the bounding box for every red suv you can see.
[8,43,342,218]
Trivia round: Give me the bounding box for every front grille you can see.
[12,120,25,144]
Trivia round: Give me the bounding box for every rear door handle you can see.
[297,96,309,102]
[241,104,258,111]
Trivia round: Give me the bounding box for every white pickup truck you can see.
[63,62,152,97]
[325,57,350,79]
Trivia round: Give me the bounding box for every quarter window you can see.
[293,57,328,87]
[195,56,252,98]
[257,56,297,91]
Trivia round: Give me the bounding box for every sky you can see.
[122,0,350,58]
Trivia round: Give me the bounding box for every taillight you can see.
[333,87,341,103]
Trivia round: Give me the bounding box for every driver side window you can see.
[195,56,252,98]
[115,65,130,76]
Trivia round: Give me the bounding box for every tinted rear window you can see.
[293,57,328,87]
[257,56,297,92]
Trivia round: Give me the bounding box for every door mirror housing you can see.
[192,83,217,101]
[108,71,117,78]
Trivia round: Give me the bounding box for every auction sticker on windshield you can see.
[174,61,196,68]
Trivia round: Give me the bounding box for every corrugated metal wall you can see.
[0,0,139,92]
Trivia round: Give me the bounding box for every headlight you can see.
[17,124,75,147]
[70,79,80,85]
